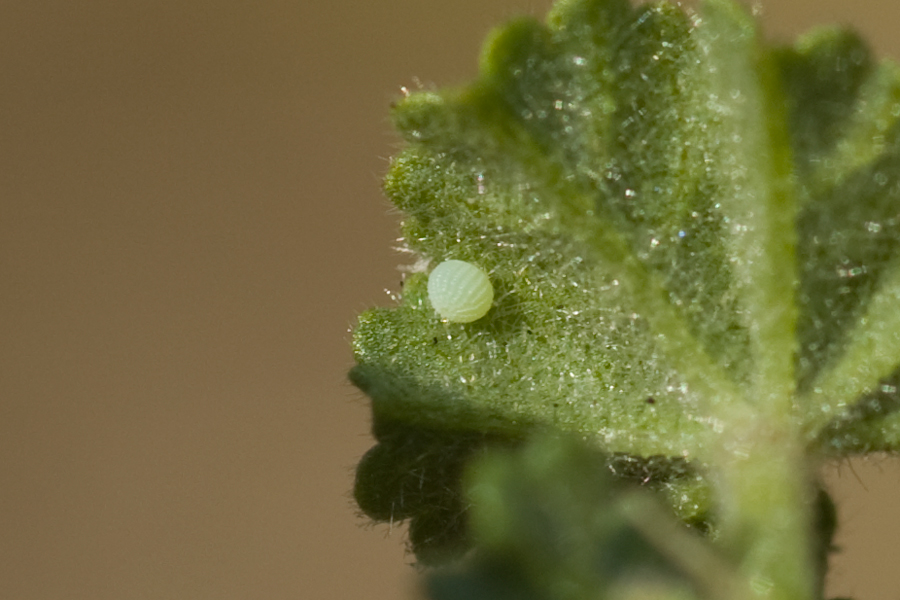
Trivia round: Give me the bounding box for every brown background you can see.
[1,1,899,599]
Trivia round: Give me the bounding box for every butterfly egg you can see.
[427,260,494,323]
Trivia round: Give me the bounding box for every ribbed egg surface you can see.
[426,260,494,323]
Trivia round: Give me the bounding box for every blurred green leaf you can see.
[427,437,701,600]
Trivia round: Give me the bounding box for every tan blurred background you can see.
[1,1,899,599]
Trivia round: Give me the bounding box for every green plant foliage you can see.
[427,437,836,600]
[350,0,900,595]
[428,437,695,600]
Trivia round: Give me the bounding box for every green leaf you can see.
[814,365,900,454]
[781,29,900,399]
[351,0,900,581]
[427,437,703,600]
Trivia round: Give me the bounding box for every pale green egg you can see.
[427,260,494,323]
